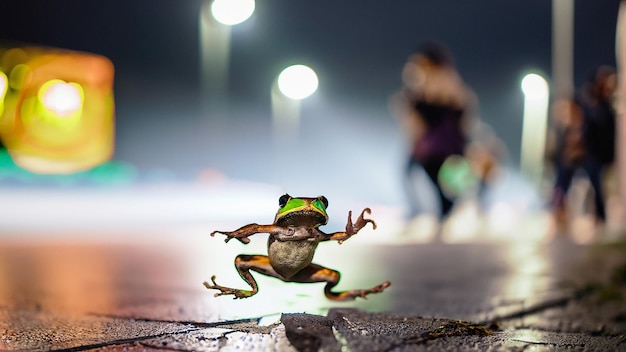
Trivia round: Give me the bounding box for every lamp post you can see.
[199,0,255,116]
[616,0,626,228]
[270,64,319,187]
[520,73,550,186]
[552,0,574,99]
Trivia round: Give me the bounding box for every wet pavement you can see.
[2,224,626,351]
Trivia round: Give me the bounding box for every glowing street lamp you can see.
[271,64,319,187]
[277,65,319,100]
[520,73,550,185]
[210,0,255,26]
[200,0,255,115]
[272,64,318,138]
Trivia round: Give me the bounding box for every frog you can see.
[204,194,391,301]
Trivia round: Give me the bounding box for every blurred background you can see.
[0,0,622,242]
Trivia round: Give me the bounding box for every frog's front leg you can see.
[325,208,377,244]
[211,224,286,244]
[290,263,391,301]
[204,254,282,299]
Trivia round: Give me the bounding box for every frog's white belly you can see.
[268,239,318,279]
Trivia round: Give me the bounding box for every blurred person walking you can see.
[389,41,477,221]
[549,66,617,231]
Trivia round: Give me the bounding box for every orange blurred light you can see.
[0,45,115,174]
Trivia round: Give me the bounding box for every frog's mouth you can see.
[275,210,328,227]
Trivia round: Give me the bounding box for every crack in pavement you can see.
[479,285,595,325]
[50,327,200,352]
[511,338,585,349]
[86,313,262,329]
[47,315,265,352]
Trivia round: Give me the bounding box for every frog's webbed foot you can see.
[210,230,250,244]
[204,255,279,300]
[328,208,377,244]
[347,208,377,235]
[203,275,255,299]
[290,264,390,301]
[327,280,391,301]
[354,280,391,299]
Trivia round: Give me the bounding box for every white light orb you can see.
[277,65,319,100]
[211,0,255,26]
[521,73,549,99]
[39,80,84,117]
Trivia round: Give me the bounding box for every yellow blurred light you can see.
[0,71,7,115]
[39,79,84,117]
[277,65,318,100]
[211,0,255,25]
[0,45,115,174]
[8,64,31,90]
[0,72,7,98]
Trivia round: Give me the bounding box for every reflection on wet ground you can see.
[0,228,590,327]
[0,181,623,350]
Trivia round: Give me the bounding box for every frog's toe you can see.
[374,281,391,292]
[365,281,391,295]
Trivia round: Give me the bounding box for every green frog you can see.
[204,194,391,301]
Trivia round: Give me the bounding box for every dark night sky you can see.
[0,1,621,201]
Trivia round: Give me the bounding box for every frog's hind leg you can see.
[291,263,391,301]
[204,254,279,299]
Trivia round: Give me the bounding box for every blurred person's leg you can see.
[552,164,576,232]
[404,158,423,218]
[422,159,453,219]
[583,158,607,222]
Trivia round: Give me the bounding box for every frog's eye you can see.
[279,194,291,208]
[318,196,329,209]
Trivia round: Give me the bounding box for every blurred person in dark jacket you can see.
[390,41,478,220]
[549,65,617,230]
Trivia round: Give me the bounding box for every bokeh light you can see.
[521,73,549,99]
[0,72,7,99]
[520,72,550,185]
[438,155,478,198]
[210,0,255,26]
[277,65,319,100]
[39,79,84,118]
[0,72,7,115]
[0,45,115,174]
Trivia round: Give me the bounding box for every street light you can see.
[199,0,255,115]
[271,64,319,138]
[271,64,319,188]
[277,65,319,100]
[210,0,255,26]
[520,73,550,186]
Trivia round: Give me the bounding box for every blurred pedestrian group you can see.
[547,65,617,232]
[391,41,617,240]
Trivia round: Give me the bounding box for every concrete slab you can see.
[1,231,625,351]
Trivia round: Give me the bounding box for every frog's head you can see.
[274,194,329,227]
